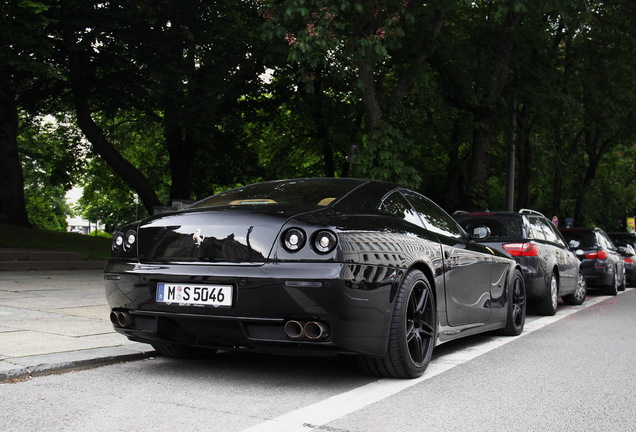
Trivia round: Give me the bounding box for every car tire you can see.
[151,342,216,358]
[536,272,558,316]
[618,270,626,292]
[605,268,619,296]
[498,269,526,336]
[563,271,587,305]
[358,270,436,379]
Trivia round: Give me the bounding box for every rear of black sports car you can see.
[105,180,406,358]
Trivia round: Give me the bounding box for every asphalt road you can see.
[1,289,635,432]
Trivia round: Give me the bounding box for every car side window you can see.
[380,192,423,227]
[549,224,568,248]
[401,190,463,238]
[527,216,547,241]
[599,232,617,251]
[538,217,565,247]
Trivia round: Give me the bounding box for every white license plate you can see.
[156,283,233,307]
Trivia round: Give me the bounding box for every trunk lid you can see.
[137,207,298,264]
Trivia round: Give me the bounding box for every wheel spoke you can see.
[408,331,424,363]
[406,320,415,342]
[511,277,525,326]
[408,284,427,319]
[408,333,422,363]
[514,279,525,304]
[414,286,427,314]
[512,304,522,325]
[419,321,435,338]
[406,282,435,365]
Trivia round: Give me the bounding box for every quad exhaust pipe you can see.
[110,310,134,328]
[284,320,329,340]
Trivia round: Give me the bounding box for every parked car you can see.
[559,227,626,295]
[453,209,586,316]
[105,178,526,379]
[607,232,636,251]
[615,243,636,287]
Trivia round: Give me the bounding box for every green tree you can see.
[427,1,536,210]
[569,0,636,224]
[17,114,84,230]
[0,0,55,227]
[259,0,446,187]
[76,111,169,231]
[518,0,636,226]
[55,0,164,214]
[52,0,268,213]
[246,68,360,180]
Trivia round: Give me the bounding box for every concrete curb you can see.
[0,248,107,271]
[0,344,156,383]
[0,260,107,271]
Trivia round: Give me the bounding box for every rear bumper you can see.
[104,260,399,357]
[516,258,548,300]
[521,272,548,300]
[580,263,614,287]
[626,265,636,284]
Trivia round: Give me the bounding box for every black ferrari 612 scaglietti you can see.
[105,178,526,378]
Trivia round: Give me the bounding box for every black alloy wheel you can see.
[358,270,436,379]
[499,269,526,336]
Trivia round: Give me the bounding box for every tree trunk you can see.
[551,159,563,219]
[387,8,444,116]
[0,74,31,228]
[162,19,197,201]
[309,78,335,177]
[574,133,608,224]
[443,116,462,209]
[517,104,532,209]
[464,11,522,210]
[466,110,496,210]
[358,8,445,133]
[357,59,384,133]
[63,30,162,215]
[164,115,195,201]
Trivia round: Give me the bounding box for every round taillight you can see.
[124,230,137,250]
[112,231,125,251]
[312,230,338,254]
[283,228,306,252]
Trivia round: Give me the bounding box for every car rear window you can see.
[456,214,523,240]
[560,230,596,249]
[189,178,364,210]
[609,234,636,248]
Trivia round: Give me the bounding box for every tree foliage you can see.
[0,0,56,227]
[2,0,636,233]
[17,114,84,230]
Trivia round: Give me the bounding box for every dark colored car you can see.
[607,232,636,250]
[453,210,586,316]
[616,244,636,287]
[559,227,626,295]
[105,178,526,379]
[608,232,636,287]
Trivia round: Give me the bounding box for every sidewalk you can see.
[0,269,154,382]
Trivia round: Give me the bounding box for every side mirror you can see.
[569,239,580,249]
[472,226,491,240]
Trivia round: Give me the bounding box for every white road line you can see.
[241,289,632,432]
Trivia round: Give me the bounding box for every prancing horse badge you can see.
[192,228,205,247]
